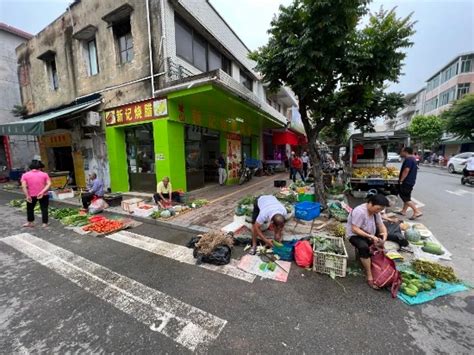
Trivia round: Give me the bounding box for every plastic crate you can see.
[295,201,320,221]
[273,240,297,261]
[298,193,316,202]
[312,236,348,277]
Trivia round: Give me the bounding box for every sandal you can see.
[409,213,423,220]
[248,246,257,255]
[367,280,380,290]
[395,211,406,216]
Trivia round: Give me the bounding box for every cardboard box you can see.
[121,198,144,212]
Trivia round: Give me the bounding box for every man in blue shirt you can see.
[398,147,422,220]
[81,173,105,209]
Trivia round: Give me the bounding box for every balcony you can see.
[160,58,289,126]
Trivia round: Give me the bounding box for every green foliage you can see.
[250,0,415,204]
[408,115,445,147]
[11,105,28,118]
[442,94,474,140]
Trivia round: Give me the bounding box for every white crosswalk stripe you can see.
[106,230,256,283]
[2,233,227,352]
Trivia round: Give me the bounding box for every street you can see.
[0,167,473,354]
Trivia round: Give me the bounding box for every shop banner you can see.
[104,98,168,126]
[226,133,241,181]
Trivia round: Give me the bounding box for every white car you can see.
[447,152,474,173]
[387,152,401,162]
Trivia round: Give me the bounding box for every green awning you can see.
[0,99,101,136]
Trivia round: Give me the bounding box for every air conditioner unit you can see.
[82,111,101,127]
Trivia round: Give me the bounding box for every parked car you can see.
[447,152,474,173]
[387,152,402,162]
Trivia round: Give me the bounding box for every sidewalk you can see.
[2,173,325,235]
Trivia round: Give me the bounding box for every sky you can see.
[1,0,473,94]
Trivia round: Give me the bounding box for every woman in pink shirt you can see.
[21,160,51,227]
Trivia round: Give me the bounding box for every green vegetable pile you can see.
[50,208,79,220]
[312,236,344,255]
[331,222,346,238]
[237,195,256,206]
[60,214,89,226]
[274,192,298,203]
[400,270,437,297]
[8,199,24,208]
[412,259,458,283]
[259,262,276,272]
[189,199,209,208]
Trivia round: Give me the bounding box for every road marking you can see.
[1,233,227,352]
[106,230,256,283]
[445,189,474,197]
[411,197,425,208]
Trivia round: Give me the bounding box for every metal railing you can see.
[164,57,289,126]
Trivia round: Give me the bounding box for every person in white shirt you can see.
[302,151,310,178]
[249,195,287,255]
[463,156,474,177]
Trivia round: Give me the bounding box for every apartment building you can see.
[392,88,426,130]
[0,23,36,171]
[0,0,299,192]
[423,52,473,116]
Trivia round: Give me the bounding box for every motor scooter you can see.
[461,169,474,186]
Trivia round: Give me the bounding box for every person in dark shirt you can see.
[397,147,423,220]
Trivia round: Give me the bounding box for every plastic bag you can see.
[370,245,401,298]
[294,240,313,268]
[193,245,231,265]
[273,240,297,261]
[186,236,201,249]
[88,198,109,214]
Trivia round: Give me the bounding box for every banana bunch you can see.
[352,167,399,179]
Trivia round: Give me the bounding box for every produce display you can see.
[421,241,444,255]
[312,236,345,255]
[50,208,81,220]
[351,167,399,179]
[189,199,209,208]
[83,219,124,234]
[331,222,346,238]
[60,214,89,227]
[400,270,437,297]
[412,259,458,283]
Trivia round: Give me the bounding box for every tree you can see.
[442,94,474,140]
[408,115,444,148]
[250,1,414,205]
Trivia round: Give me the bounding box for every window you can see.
[240,69,253,91]
[113,19,133,64]
[440,62,458,84]
[439,87,456,106]
[242,136,252,159]
[174,15,232,75]
[424,97,438,113]
[175,18,193,63]
[427,75,440,92]
[460,55,473,73]
[86,39,99,75]
[47,58,59,90]
[192,33,207,72]
[457,83,470,99]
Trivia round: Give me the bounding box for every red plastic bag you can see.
[370,245,401,298]
[294,240,313,268]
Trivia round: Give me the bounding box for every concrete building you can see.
[0,23,36,172]
[424,52,474,116]
[0,0,299,192]
[392,88,426,130]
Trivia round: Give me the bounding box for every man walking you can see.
[302,151,310,178]
[291,154,305,183]
[397,147,422,220]
[217,153,227,186]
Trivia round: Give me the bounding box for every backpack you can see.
[370,245,401,298]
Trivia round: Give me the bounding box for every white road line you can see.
[106,230,256,283]
[2,233,227,352]
[445,189,474,197]
[411,197,425,208]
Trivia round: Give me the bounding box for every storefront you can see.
[105,84,285,193]
[0,97,102,188]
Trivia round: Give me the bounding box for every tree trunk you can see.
[297,98,327,207]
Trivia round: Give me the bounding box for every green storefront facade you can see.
[104,84,285,193]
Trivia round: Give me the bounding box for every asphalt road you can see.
[0,173,473,354]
